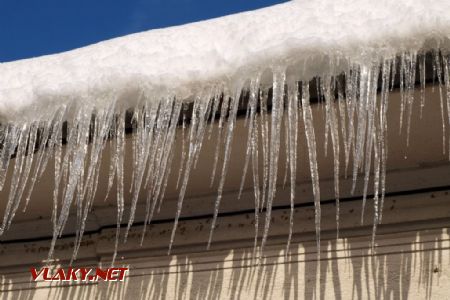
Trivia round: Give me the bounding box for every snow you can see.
[0,0,450,121]
[0,0,450,262]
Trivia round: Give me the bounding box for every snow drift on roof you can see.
[0,0,449,121]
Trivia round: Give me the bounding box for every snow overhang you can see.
[0,0,449,121]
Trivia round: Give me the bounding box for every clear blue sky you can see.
[0,0,287,62]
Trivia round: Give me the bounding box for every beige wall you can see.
[1,187,450,299]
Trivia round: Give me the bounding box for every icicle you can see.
[419,54,426,118]
[443,55,450,160]
[143,101,167,190]
[210,94,230,187]
[47,104,93,260]
[321,77,331,158]
[104,120,117,202]
[405,52,417,147]
[238,75,261,200]
[207,82,244,249]
[157,143,176,214]
[50,117,64,244]
[285,83,298,253]
[361,65,379,224]
[390,57,397,92]
[5,123,39,232]
[192,92,213,170]
[323,75,341,236]
[141,98,182,244]
[169,95,211,253]
[259,88,270,212]
[399,53,406,134]
[0,124,31,232]
[140,99,173,233]
[24,108,65,211]
[434,51,446,155]
[378,59,391,224]
[244,89,252,128]
[337,79,348,178]
[176,109,188,189]
[372,123,380,252]
[128,110,138,194]
[73,103,116,262]
[301,81,321,254]
[345,67,358,175]
[282,104,290,189]
[112,110,126,262]
[260,68,285,254]
[208,91,221,140]
[0,125,20,195]
[251,109,261,255]
[352,66,370,194]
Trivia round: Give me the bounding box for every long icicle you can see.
[323,75,341,237]
[260,68,285,254]
[285,83,298,254]
[301,81,321,254]
[207,83,243,249]
[238,75,261,200]
[169,96,210,254]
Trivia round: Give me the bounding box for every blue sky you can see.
[0,0,287,62]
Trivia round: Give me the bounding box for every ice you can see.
[208,84,243,249]
[378,59,392,224]
[399,54,406,135]
[249,81,262,254]
[112,111,126,261]
[210,94,229,187]
[72,103,116,262]
[176,108,188,189]
[238,75,261,200]
[419,55,426,117]
[169,95,212,253]
[405,52,418,147]
[337,79,348,179]
[0,0,449,261]
[434,51,447,154]
[322,75,341,235]
[0,124,31,233]
[444,56,450,160]
[260,69,285,253]
[351,66,369,196]
[301,81,321,253]
[141,99,182,245]
[0,126,20,196]
[344,67,358,176]
[259,88,270,212]
[285,84,299,252]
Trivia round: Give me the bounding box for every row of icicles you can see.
[0,50,449,264]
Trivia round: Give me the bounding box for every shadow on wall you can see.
[1,229,447,300]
